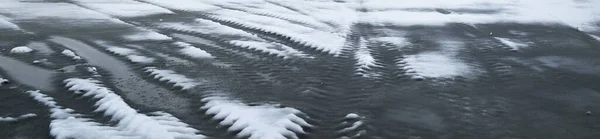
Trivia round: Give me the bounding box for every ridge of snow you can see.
[24,90,136,139]
[494,37,528,51]
[144,67,200,90]
[354,38,379,77]
[107,47,136,56]
[122,28,172,41]
[201,96,312,139]
[9,46,33,54]
[173,42,214,59]
[590,34,600,42]
[0,113,37,122]
[63,78,205,139]
[61,50,83,60]
[157,20,260,40]
[230,40,304,58]
[105,46,155,64]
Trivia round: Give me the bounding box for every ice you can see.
[201,96,312,139]
[144,67,200,90]
[494,37,528,51]
[126,55,154,64]
[401,52,472,79]
[63,78,205,139]
[9,46,33,54]
[61,50,83,60]
[0,113,36,122]
[73,0,174,17]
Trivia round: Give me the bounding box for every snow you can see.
[9,46,33,54]
[74,1,174,18]
[0,113,36,122]
[400,52,472,79]
[370,37,410,48]
[201,96,312,139]
[144,67,200,90]
[125,55,154,63]
[355,39,377,69]
[591,34,600,42]
[63,78,205,139]
[494,37,528,51]
[345,113,361,119]
[61,50,83,60]
[231,40,305,58]
[24,90,135,139]
[122,28,172,41]
[359,0,600,30]
[107,47,136,56]
[178,45,214,59]
[0,78,7,85]
[157,19,259,39]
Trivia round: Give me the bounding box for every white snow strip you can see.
[64,78,205,139]
[590,34,600,42]
[157,19,260,40]
[0,3,125,23]
[122,28,172,41]
[201,96,312,139]
[230,40,304,58]
[107,47,136,56]
[144,67,200,90]
[24,90,137,139]
[9,46,33,54]
[126,55,155,64]
[355,39,377,69]
[401,52,472,79]
[75,2,174,18]
[61,50,83,60]
[0,113,36,122]
[178,46,214,59]
[494,37,528,51]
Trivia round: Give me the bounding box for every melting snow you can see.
[61,50,83,60]
[0,113,36,122]
[201,96,312,139]
[122,28,172,41]
[144,67,200,90]
[9,46,33,54]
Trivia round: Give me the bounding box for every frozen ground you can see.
[1,0,600,139]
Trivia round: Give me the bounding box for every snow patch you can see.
[61,50,83,60]
[9,46,33,54]
[400,52,472,79]
[63,78,205,139]
[0,78,8,85]
[0,113,36,122]
[179,46,214,59]
[494,37,528,51]
[144,67,200,90]
[201,96,312,139]
[354,38,379,77]
[107,47,136,56]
